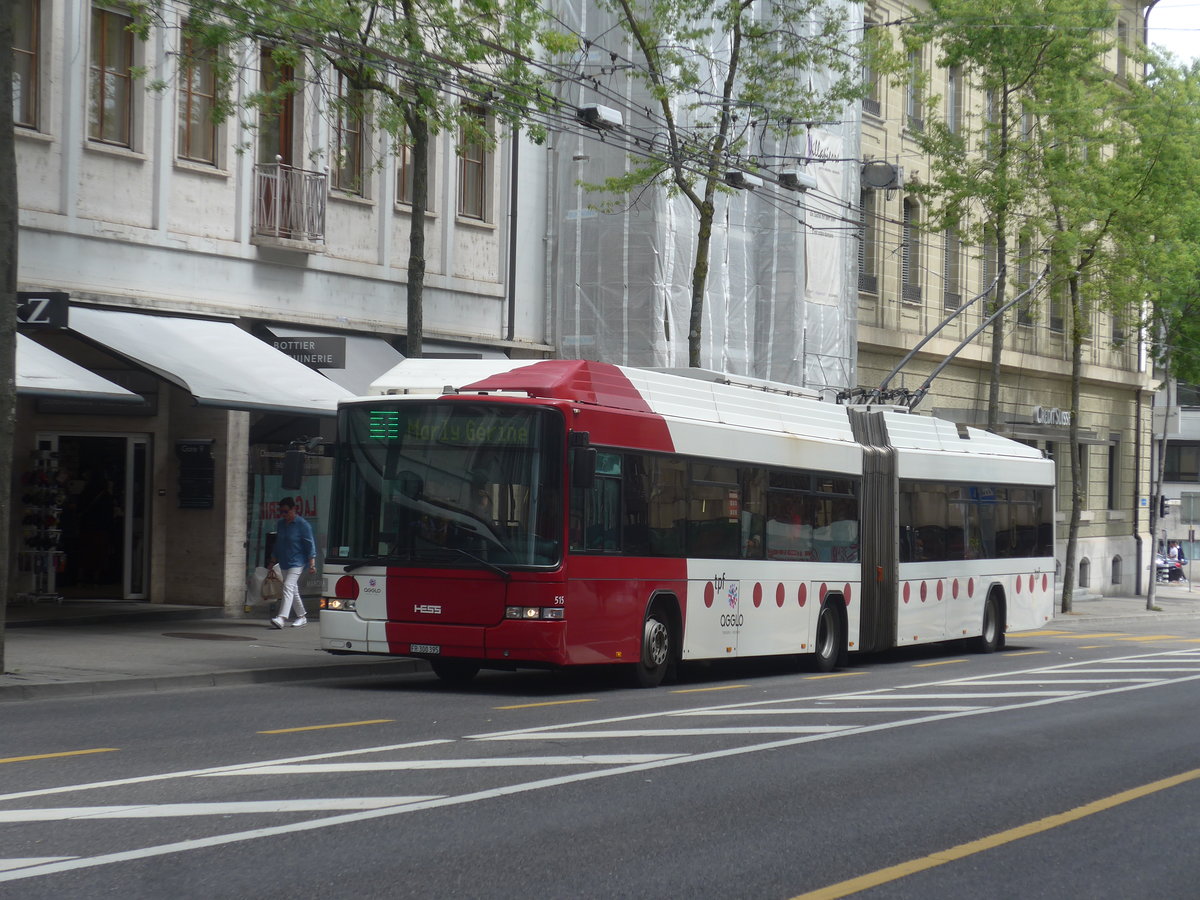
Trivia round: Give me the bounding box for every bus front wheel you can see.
[430,658,481,685]
[632,608,672,688]
[810,603,843,673]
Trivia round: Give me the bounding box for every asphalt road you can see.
[4,618,1200,899]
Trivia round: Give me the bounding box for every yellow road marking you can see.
[806,671,868,680]
[670,685,749,694]
[1116,635,1184,642]
[494,699,598,709]
[792,766,1200,900]
[1014,630,1071,637]
[1078,645,1107,649]
[914,659,968,668]
[0,748,118,764]
[1061,633,1128,639]
[258,719,394,734]
[1004,650,1049,657]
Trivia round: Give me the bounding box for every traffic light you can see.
[1161,495,1170,518]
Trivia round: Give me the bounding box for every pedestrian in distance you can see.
[270,495,317,629]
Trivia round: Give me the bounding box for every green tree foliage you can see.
[593,0,870,367]
[162,0,558,356]
[1108,58,1200,604]
[903,0,1114,434]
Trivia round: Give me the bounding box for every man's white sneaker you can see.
[270,616,285,629]
[291,617,308,628]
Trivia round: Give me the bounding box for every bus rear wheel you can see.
[632,607,672,688]
[430,658,481,685]
[973,596,1004,653]
[810,603,843,673]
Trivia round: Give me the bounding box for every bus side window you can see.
[583,452,622,552]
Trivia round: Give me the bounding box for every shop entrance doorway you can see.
[39,433,150,600]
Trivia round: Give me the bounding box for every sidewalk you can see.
[2,585,1199,702]
[0,601,423,702]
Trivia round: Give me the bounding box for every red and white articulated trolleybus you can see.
[319,360,1055,686]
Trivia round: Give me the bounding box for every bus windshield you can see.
[328,402,564,568]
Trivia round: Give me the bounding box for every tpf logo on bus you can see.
[720,578,741,628]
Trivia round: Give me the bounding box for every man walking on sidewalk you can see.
[270,496,317,629]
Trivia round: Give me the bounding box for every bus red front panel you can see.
[385,568,509,626]
[561,555,689,665]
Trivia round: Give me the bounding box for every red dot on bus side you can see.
[952,578,960,599]
[920,581,928,602]
[704,583,714,608]
[903,582,910,604]
[937,580,944,601]
[798,583,807,607]
[819,583,828,602]
[968,578,975,597]
[843,584,852,606]
[1042,574,1049,592]
[1016,575,1023,594]
[776,583,785,608]
[753,583,763,608]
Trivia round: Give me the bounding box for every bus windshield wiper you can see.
[451,547,510,580]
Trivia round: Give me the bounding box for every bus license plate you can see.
[410,643,440,655]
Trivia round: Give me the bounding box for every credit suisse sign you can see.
[1033,405,1072,426]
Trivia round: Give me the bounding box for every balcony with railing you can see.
[252,158,327,250]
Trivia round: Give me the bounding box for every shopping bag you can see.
[261,565,284,602]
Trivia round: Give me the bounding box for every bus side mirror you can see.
[571,447,596,490]
[281,449,305,490]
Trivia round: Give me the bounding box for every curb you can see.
[0,658,429,702]
[6,607,234,629]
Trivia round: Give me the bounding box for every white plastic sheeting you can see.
[550,0,860,391]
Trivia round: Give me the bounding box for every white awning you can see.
[68,307,353,416]
[16,333,141,402]
[264,325,405,397]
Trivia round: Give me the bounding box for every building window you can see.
[397,124,416,205]
[1116,21,1128,81]
[457,107,489,221]
[177,29,218,165]
[1111,555,1122,586]
[396,118,433,208]
[906,50,923,133]
[862,22,881,117]
[946,65,962,135]
[981,233,997,293]
[331,72,366,196]
[858,190,878,294]
[1077,443,1090,507]
[1107,441,1120,510]
[984,89,997,159]
[1049,285,1065,333]
[1165,443,1200,483]
[1021,102,1035,142]
[943,223,961,309]
[902,199,921,303]
[1016,234,1034,325]
[89,4,135,147]
[13,0,39,129]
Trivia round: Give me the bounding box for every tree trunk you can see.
[687,197,715,368]
[987,225,1007,430]
[0,14,19,671]
[1060,272,1085,614]
[406,110,429,358]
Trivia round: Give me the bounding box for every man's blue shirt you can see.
[275,515,317,568]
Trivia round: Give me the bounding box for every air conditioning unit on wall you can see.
[861,160,904,190]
